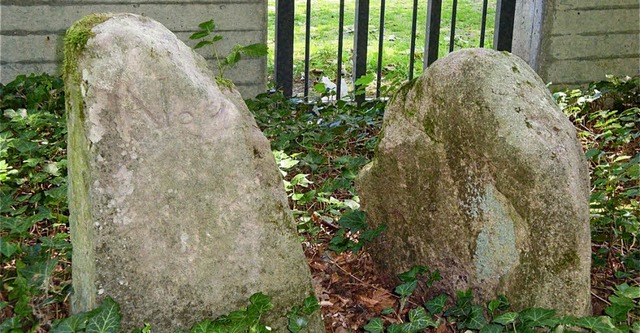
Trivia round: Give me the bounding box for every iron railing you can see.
[274,0,517,99]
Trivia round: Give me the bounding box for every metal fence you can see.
[273,0,516,100]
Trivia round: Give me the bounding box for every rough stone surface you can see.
[65,13,322,332]
[357,48,591,316]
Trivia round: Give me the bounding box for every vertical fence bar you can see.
[408,0,419,81]
[304,0,311,98]
[449,0,458,52]
[353,0,370,104]
[494,0,516,51]
[376,0,386,98]
[424,0,442,67]
[336,0,345,99]
[274,0,295,97]
[479,0,489,47]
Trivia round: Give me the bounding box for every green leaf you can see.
[487,295,509,315]
[394,280,417,298]
[239,43,268,57]
[225,50,242,67]
[386,324,402,333]
[190,320,216,333]
[189,30,210,40]
[608,295,635,307]
[604,303,631,322]
[193,40,213,49]
[301,296,320,315]
[381,308,395,315]
[249,292,273,314]
[479,323,504,333]
[51,313,88,333]
[198,19,215,32]
[492,312,519,325]
[614,283,640,299]
[461,305,487,330]
[574,316,621,333]
[359,224,386,242]
[398,265,428,282]
[363,317,384,333]
[407,307,437,329]
[86,297,121,333]
[519,308,555,327]
[313,83,326,94]
[355,74,375,86]
[425,294,449,315]
[0,240,19,258]
[338,210,367,232]
[287,313,308,333]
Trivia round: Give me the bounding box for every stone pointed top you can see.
[358,48,591,316]
[65,13,323,332]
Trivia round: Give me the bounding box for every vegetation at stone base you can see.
[47,293,320,333]
[0,72,638,332]
[265,0,496,96]
[190,19,268,85]
[361,266,639,333]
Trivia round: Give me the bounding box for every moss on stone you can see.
[63,13,111,313]
[63,13,110,78]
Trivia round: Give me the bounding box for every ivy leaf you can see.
[85,297,121,333]
[386,324,402,333]
[425,294,449,315]
[287,313,308,333]
[198,19,215,32]
[0,241,19,258]
[518,308,555,327]
[479,323,504,333]
[394,280,417,298]
[460,305,487,330]
[363,317,384,333]
[239,43,268,57]
[301,296,320,315]
[381,308,395,315]
[360,224,386,242]
[574,316,622,333]
[398,265,428,282]
[338,210,367,232]
[487,295,510,315]
[604,303,632,322]
[407,307,437,329]
[492,312,519,325]
[614,283,640,299]
[51,313,88,333]
[249,292,273,313]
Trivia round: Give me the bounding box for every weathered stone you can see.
[65,13,323,331]
[357,48,591,316]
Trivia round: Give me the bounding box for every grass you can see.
[266,0,496,95]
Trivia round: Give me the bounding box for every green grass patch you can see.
[267,0,496,94]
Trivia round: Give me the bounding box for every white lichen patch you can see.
[87,104,106,144]
[473,184,519,281]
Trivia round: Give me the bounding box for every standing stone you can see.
[65,14,323,332]
[357,48,591,316]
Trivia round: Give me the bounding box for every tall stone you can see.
[357,48,591,316]
[65,14,323,331]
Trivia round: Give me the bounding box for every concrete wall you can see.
[0,0,267,98]
[513,0,639,88]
